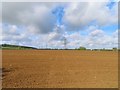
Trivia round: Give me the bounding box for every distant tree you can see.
[112,47,117,51]
[78,46,86,50]
[103,48,105,50]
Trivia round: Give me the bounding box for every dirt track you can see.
[2,50,118,88]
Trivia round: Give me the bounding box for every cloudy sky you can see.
[1,1,119,49]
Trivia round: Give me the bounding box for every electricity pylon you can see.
[63,37,67,49]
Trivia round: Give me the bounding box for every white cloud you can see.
[63,26,118,49]
[86,28,118,49]
[1,2,118,49]
[90,29,104,37]
[2,24,118,49]
[2,25,32,45]
[3,2,56,34]
[63,2,118,31]
[47,25,65,41]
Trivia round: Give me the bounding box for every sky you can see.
[0,1,119,49]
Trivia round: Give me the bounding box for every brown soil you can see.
[2,50,118,88]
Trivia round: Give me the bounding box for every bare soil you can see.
[2,50,118,88]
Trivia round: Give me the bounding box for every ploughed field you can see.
[2,50,118,88]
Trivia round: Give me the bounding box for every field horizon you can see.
[1,44,119,51]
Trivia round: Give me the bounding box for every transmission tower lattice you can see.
[63,37,67,49]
